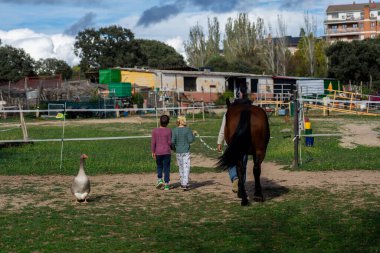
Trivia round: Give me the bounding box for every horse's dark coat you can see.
[218,99,270,205]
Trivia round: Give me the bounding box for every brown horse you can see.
[218,99,270,206]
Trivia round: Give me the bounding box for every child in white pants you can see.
[176,152,191,188]
[171,116,196,190]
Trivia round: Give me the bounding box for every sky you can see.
[0,0,352,66]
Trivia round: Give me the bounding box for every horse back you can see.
[250,106,270,151]
[225,104,270,153]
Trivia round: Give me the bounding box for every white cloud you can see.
[0,28,80,66]
[120,10,309,61]
[165,36,185,56]
[0,5,325,69]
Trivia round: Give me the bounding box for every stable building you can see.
[117,68,273,103]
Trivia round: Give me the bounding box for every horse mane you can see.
[226,97,252,108]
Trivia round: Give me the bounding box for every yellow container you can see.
[305,122,311,129]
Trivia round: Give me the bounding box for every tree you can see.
[314,40,328,78]
[228,59,261,74]
[71,65,84,80]
[205,17,221,60]
[326,39,380,85]
[223,13,258,61]
[223,13,265,74]
[184,23,207,67]
[0,45,35,82]
[185,13,266,72]
[74,25,146,72]
[136,39,185,68]
[205,55,230,72]
[258,21,277,75]
[257,16,291,76]
[184,17,221,68]
[275,15,288,76]
[302,12,317,76]
[35,58,73,80]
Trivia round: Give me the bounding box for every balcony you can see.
[324,16,363,24]
[325,27,363,35]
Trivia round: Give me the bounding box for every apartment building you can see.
[325,1,380,42]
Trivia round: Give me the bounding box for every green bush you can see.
[132,92,144,108]
[214,91,234,105]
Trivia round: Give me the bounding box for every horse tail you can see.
[217,110,251,170]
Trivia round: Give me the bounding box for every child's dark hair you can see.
[160,115,170,127]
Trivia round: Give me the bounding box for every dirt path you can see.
[1,161,379,211]
[340,123,380,148]
[1,118,379,209]
[0,116,156,128]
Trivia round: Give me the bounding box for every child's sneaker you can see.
[164,185,170,191]
[156,179,164,189]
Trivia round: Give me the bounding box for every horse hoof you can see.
[253,195,264,202]
[241,199,249,206]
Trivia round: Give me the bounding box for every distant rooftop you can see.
[327,2,380,13]
[272,36,301,47]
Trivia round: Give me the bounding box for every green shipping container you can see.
[99,69,121,84]
[108,82,132,97]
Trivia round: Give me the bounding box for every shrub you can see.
[214,91,234,105]
[132,92,144,108]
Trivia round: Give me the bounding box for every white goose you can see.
[71,154,91,203]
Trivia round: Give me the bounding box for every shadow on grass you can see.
[246,177,290,201]
[87,194,113,203]
[190,180,215,190]
[170,180,216,190]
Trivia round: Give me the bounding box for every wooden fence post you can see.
[18,103,28,141]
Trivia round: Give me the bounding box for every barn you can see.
[117,68,273,103]
[273,76,339,100]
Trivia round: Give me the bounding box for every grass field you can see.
[0,113,379,252]
[0,181,378,252]
[0,113,379,174]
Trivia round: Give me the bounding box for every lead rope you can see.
[193,132,218,151]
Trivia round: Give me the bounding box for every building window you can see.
[342,24,347,29]
[250,79,258,93]
[359,23,364,28]
[332,13,338,18]
[371,34,376,39]
[331,25,338,30]
[371,22,375,28]
[184,77,196,91]
[378,11,380,16]
[353,23,358,28]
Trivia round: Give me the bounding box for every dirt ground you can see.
[0,116,379,209]
[1,159,379,211]
[339,122,380,148]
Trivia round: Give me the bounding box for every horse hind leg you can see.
[236,160,249,206]
[253,156,265,202]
